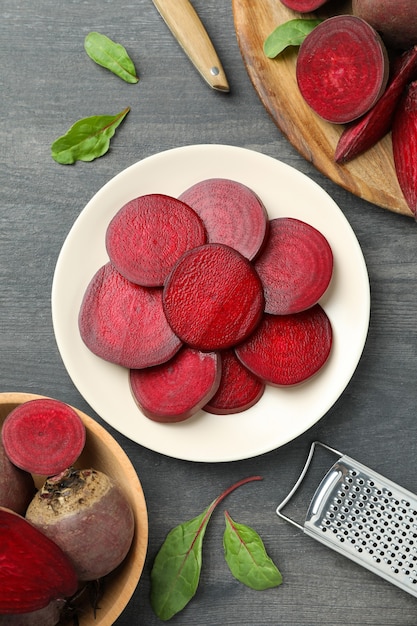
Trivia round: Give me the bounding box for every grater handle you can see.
[276,441,342,530]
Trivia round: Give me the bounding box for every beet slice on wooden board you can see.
[280,0,330,11]
[235,305,332,386]
[392,80,417,218]
[79,262,182,369]
[0,507,78,614]
[178,178,269,260]
[106,193,207,286]
[254,218,333,315]
[335,45,417,163]
[130,347,221,422]
[204,349,265,415]
[296,15,389,124]
[163,243,265,351]
[1,399,86,476]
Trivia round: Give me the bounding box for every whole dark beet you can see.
[0,599,65,626]
[0,438,35,514]
[26,467,134,581]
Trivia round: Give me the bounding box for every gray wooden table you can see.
[2,1,417,624]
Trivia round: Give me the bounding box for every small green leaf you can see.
[84,31,139,83]
[51,107,130,164]
[263,18,322,58]
[223,512,283,590]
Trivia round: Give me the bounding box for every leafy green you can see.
[264,18,322,58]
[84,32,139,83]
[223,511,283,590]
[51,107,130,164]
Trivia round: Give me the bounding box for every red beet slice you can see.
[178,178,269,260]
[1,399,86,476]
[204,349,265,415]
[296,15,389,124]
[335,45,417,163]
[392,80,417,218]
[235,305,332,386]
[79,262,182,369]
[254,218,333,315]
[130,347,221,422]
[106,193,206,286]
[163,243,264,351]
[0,507,78,614]
[280,0,330,11]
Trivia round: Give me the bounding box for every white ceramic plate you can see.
[52,144,370,462]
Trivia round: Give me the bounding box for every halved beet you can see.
[130,347,221,422]
[254,217,333,315]
[280,0,330,11]
[79,262,182,369]
[178,178,269,260]
[0,507,78,615]
[235,305,332,386]
[296,15,389,124]
[163,243,264,351]
[1,399,86,476]
[204,349,265,415]
[106,193,207,286]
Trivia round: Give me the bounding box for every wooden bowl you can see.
[0,392,148,626]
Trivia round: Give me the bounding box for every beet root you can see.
[254,217,333,315]
[79,262,182,369]
[0,507,78,614]
[130,346,221,422]
[235,305,332,386]
[392,80,417,218]
[178,178,269,260]
[163,243,264,351]
[279,0,330,11]
[0,435,35,514]
[0,599,66,626]
[296,15,389,124]
[1,398,86,477]
[352,0,417,50]
[106,193,206,286]
[25,467,135,581]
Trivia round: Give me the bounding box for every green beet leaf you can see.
[84,32,139,83]
[223,511,283,590]
[51,107,130,164]
[263,18,322,58]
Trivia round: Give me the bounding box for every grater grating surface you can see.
[277,442,417,597]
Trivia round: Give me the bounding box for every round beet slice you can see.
[179,178,269,260]
[296,15,389,124]
[79,263,182,369]
[163,243,264,351]
[235,305,332,386]
[106,193,207,286]
[130,347,221,422]
[204,349,265,415]
[254,218,333,315]
[1,399,86,476]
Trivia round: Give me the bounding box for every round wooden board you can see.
[232,0,412,217]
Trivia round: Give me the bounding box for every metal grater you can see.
[276,441,417,597]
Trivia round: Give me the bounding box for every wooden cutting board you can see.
[232,0,413,217]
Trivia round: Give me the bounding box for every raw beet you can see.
[392,80,417,218]
[178,178,269,260]
[204,349,265,415]
[352,0,417,50]
[106,193,206,286]
[0,600,65,626]
[130,346,221,422]
[163,243,264,351]
[235,305,332,386]
[296,15,389,124]
[26,467,135,581]
[254,217,333,315]
[280,0,330,11]
[0,435,35,514]
[1,399,86,477]
[79,262,182,369]
[0,507,78,614]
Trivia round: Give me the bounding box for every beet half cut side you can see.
[280,0,330,11]
[296,15,389,124]
[392,80,417,218]
[163,243,265,351]
[179,178,269,260]
[1,399,86,476]
[79,262,182,369]
[106,193,207,286]
[130,347,221,422]
[0,507,78,614]
[204,349,265,415]
[235,305,332,386]
[254,217,333,315]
